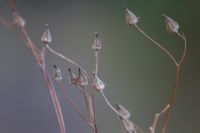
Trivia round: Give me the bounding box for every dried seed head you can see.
[92,32,102,51]
[53,64,62,81]
[93,74,105,91]
[162,14,179,33]
[41,24,52,44]
[115,103,131,119]
[78,68,88,86]
[13,14,26,28]
[124,7,140,26]
[68,68,78,85]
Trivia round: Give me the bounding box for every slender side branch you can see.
[46,44,89,79]
[135,25,178,66]
[42,65,66,133]
[100,90,128,120]
[55,80,92,127]
[94,51,99,75]
[177,33,187,65]
[3,2,67,132]
[161,64,180,133]
[150,104,170,133]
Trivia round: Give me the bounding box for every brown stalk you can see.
[150,104,170,133]
[161,34,186,133]
[55,80,92,127]
[0,1,67,133]
[134,24,186,133]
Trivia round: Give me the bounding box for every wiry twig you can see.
[46,44,89,79]
[1,1,67,133]
[124,7,187,133]
[55,79,92,127]
[150,104,170,133]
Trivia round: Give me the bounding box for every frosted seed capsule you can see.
[162,14,179,33]
[41,24,52,44]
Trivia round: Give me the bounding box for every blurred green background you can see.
[0,0,199,133]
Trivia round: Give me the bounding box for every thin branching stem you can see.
[177,33,187,65]
[100,90,128,120]
[55,80,92,127]
[150,104,170,133]
[41,65,66,133]
[135,24,178,66]
[161,33,186,133]
[3,1,67,132]
[133,23,187,133]
[161,65,180,133]
[46,44,89,79]
[94,51,99,75]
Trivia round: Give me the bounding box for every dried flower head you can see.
[78,68,88,86]
[93,74,105,91]
[53,64,62,81]
[115,103,131,119]
[41,24,52,44]
[162,14,179,33]
[124,6,140,26]
[13,14,26,28]
[92,32,102,51]
[68,68,79,86]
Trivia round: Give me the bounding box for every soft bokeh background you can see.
[0,0,199,133]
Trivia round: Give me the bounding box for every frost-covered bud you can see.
[41,24,52,44]
[68,68,78,86]
[53,64,62,81]
[124,6,140,26]
[162,14,179,33]
[93,74,105,91]
[115,103,131,119]
[92,32,102,51]
[78,68,88,86]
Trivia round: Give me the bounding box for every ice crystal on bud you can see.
[41,24,52,44]
[92,32,102,51]
[53,64,62,81]
[93,74,105,91]
[115,103,131,119]
[162,14,179,33]
[124,7,140,25]
[78,68,88,86]
[13,14,25,28]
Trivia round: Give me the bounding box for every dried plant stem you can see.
[100,90,128,120]
[161,35,186,133]
[0,3,67,132]
[20,28,67,133]
[177,33,187,65]
[150,104,170,133]
[55,80,92,127]
[161,65,180,133]
[46,44,89,78]
[134,24,187,133]
[84,86,99,133]
[41,65,66,133]
[135,25,178,65]
[94,51,99,75]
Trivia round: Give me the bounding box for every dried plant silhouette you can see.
[0,1,187,133]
